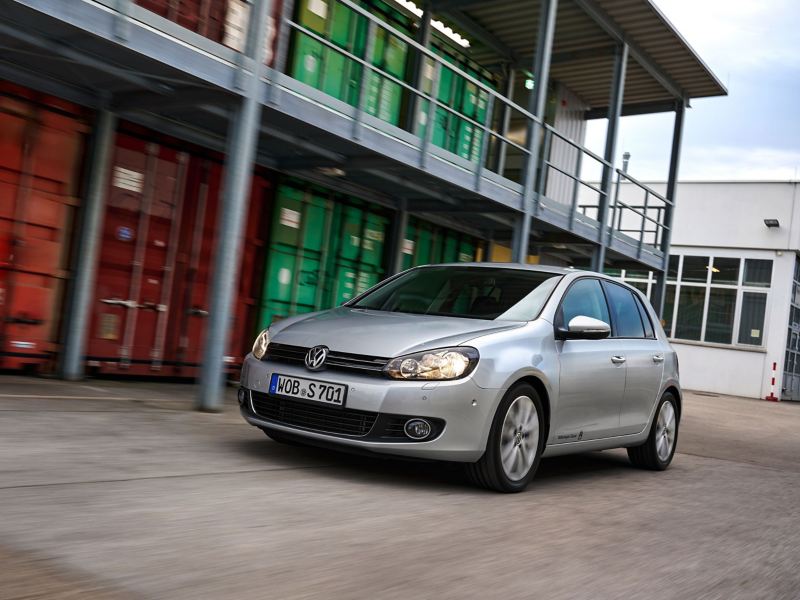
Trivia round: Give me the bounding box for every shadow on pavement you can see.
[233,435,636,493]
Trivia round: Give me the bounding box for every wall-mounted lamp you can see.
[764,219,780,228]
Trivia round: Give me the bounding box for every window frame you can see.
[600,279,649,340]
[621,254,771,349]
[553,276,612,334]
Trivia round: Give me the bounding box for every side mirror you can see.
[556,315,611,340]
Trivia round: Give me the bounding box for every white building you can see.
[613,181,800,401]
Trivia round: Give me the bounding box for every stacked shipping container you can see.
[85,130,271,377]
[0,84,87,371]
[0,0,494,377]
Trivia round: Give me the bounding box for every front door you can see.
[553,278,626,443]
[601,280,665,434]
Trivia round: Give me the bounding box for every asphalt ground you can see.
[0,376,798,599]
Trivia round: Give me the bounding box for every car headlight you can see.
[252,329,271,360]
[384,347,479,380]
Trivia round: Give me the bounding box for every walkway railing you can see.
[98,0,672,261]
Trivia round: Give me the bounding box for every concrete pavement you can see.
[0,376,798,599]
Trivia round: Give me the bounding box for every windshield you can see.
[349,266,562,320]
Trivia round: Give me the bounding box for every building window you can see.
[614,255,772,348]
[743,259,772,287]
[706,288,737,344]
[675,285,704,340]
[738,292,766,345]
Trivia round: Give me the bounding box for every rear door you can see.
[553,278,627,442]
[601,280,664,434]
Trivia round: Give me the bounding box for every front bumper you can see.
[239,354,501,462]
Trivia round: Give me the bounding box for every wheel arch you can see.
[512,375,552,444]
[663,385,682,420]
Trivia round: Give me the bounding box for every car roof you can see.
[414,262,576,276]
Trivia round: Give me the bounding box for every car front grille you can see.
[263,343,388,377]
[250,391,378,437]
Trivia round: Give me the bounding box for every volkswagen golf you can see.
[238,264,680,492]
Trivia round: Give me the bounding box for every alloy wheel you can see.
[499,395,540,481]
[655,400,676,462]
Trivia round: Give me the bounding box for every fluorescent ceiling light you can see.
[392,0,471,48]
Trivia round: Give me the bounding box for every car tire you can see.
[466,383,545,493]
[627,392,679,470]
[262,428,306,447]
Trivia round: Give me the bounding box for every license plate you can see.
[268,373,347,407]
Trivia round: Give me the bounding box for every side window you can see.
[559,279,611,326]
[603,281,645,338]
[635,295,656,338]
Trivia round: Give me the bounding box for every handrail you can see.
[544,124,613,169]
[288,0,540,123]
[283,13,536,161]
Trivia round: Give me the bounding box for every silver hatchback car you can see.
[239,264,680,492]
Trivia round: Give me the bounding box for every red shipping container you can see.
[134,0,228,43]
[86,130,271,378]
[0,84,87,372]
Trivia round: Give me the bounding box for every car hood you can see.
[270,307,525,357]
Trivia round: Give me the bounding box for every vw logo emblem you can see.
[305,345,329,371]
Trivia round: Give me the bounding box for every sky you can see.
[583,0,800,181]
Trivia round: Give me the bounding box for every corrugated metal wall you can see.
[545,82,588,208]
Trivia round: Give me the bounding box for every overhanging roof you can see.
[431,0,727,111]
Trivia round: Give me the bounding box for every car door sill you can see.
[543,431,649,457]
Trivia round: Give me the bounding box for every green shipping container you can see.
[290,0,409,126]
[258,181,390,329]
[400,217,481,270]
[416,46,496,163]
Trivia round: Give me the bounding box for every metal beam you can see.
[585,99,677,120]
[112,88,234,111]
[61,110,117,380]
[0,20,166,93]
[572,0,684,100]
[406,199,512,213]
[551,44,617,65]
[652,100,685,317]
[515,0,558,263]
[197,0,272,412]
[592,42,628,272]
[441,10,520,66]
[430,0,487,10]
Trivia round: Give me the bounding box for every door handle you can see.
[101,298,138,309]
[611,355,626,364]
[652,355,665,363]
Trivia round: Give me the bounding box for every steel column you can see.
[61,110,117,380]
[652,101,685,317]
[514,0,558,263]
[591,42,628,272]
[407,2,433,133]
[389,201,410,275]
[273,0,297,74]
[494,68,515,175]
[197,0,272,411]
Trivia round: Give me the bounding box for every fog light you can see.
[404,418,432,440]
[238,388,248,406]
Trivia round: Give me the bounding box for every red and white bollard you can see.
[765,362,780,402]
